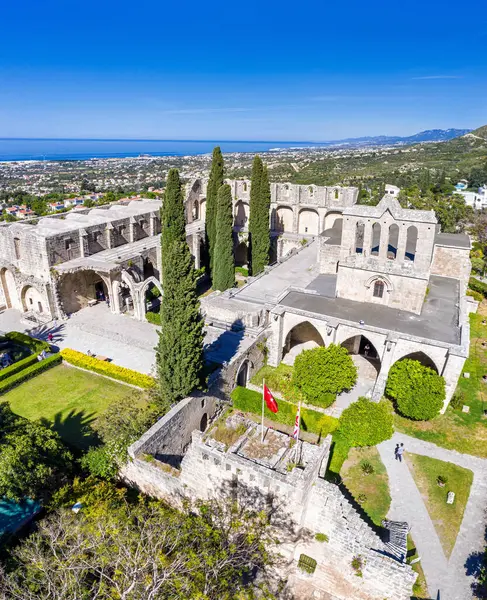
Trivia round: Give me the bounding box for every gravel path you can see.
[378,432,487,600]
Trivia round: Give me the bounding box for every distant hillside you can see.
[322,128,470,148]
[464,124,487,140]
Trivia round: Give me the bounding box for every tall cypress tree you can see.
[205,146,224,275]
[213,184,235,292]
[157,169,204,406]
[248,155,263,275]
[251,164,271,275]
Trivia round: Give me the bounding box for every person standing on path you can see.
[394,444,400,460]
[396,443,405,463]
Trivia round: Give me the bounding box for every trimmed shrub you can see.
[235,267,249,277]
[467,289,484,302]
[468,277,487,298]
[4,332,49,353]
[0,353,39,382]
[61,348,155,388]
[231,386,338,438]
[386,359,445,420]
[146,311,161,326]
[327,431,351,475]
[338,397,394,447]
[0,354,62,395]
[292,344,356,409]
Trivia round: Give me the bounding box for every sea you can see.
[0,138,321,162]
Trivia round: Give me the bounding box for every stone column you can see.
[79,229,88,257]
[441,351,466,412]
[192,234,201,269]
[111,280,121,314]
[149,212,157,237]
[292,207,299,235]
[267,311,284,367]
[371,339,396,401]
[105,224,113,250]
[129,217,136,243]
[362,222,372,257]
[379,223,389,260]
[396,224,407,262]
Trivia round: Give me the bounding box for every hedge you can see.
[4,331,50,353]
[468,277,487,298]
[0,353,62,395]
[0,353,40,382]
[61,348,156,389]
[327,431,351,476]
[467,289,484,302]
[146,311,161,326]
[231,386,338,438]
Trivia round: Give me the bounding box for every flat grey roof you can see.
[434,232,470,249]
[280,274,460,345]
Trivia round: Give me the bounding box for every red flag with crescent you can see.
[263,384,279,413]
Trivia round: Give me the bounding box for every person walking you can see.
[396,443,405,463]
[394,443,400,460]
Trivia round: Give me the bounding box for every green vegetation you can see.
[406,453,473,557]
[395,311,487,457]
[0,403,72,502]
[251,363,294,395]
[157,168,204,406]
[3,332,50,353]
[341,447,391,526]
[314,532,329,543]
[161,168,186,255]
[338,397,394,447]
[0,479,278,599]
[206,146,224,275]
[386,359,445,420]
[0,353,62,394]
[407,535,429,599]
[248,156,271,275]
[61,348,155,389]
[231,386,338,438]
[292,344,357,409]
[297,554,317,574]
[3,363,141,450]
[213,184,235,291]
[235,266,249,277]
[145,310,160,325]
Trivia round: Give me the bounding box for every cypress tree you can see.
[213,184,235,292]
[205,146,224,275]
[251,164,271,275]
[157,169,204,406]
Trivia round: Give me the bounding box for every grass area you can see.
[340,447,391,526]
[406,453,473,558]
[407,535,429,599]
[395,309,487,457]
[2,364,142,451]
[250,363,295,396]
[211,421,247,449]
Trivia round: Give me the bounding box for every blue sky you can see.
[1,0,486,141]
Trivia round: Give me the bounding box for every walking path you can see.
[378,432,487,600]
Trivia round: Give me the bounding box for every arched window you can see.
[308,186,314,197]
[371,223,381,256]
[388,224,399,260]
[355,221,365,254]
[243,182,247,192]
[334,189,339,200]
[406,226,418,262]
[373,280,385,298]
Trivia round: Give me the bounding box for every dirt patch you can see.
[242,429,286,460]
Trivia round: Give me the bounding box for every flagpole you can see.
[261,378,265,443]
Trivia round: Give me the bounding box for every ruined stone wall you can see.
[431,245,471,282]
[0,224,51,279]
[318,237,341,274]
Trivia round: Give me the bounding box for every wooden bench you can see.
[95,355,110,362]
[87,299,98,307]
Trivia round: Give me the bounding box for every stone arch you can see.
[0,267,20,310]
[58,269,109,315]
[120,269,138,317]
[406,226,418,261]
[199,413,208,432]
[200,199,206,221]
[393,351,439,373]
[371,222,381,256]
[20,285,45,314]
[298,209,319,235]
[236,359,251,387]
[283,321,325,364]
[388,224,399,260]
[234,200,249,228]
[275,206,293,233]
[324,211,342,230]
[192,199,199,221]
[340,334,381,378]
[355,221,365,254]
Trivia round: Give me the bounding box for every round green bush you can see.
[292,344,357,409]
[338,397,393,447]
[385,359,445,420]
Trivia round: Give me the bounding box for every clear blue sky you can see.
[1,0,486,141]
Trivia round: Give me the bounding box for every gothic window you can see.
[406,226,418,262]
[373,280,385,298]
[119,225,126,235]
[355,221,365,254]
[243,182,248,192]
[65,239,73,250]
[387,224,399,260]
[371,223,381,256]
[334,189,339,200]
[13,238,21,260]
[308,186,314,197]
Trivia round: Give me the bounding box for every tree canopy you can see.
[338,397,394,447]
[213,184,235,291]
[249,158,271,275]
[205,147,224,275]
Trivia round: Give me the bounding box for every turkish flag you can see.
[264,384,279,413]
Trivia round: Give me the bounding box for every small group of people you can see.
[394,443,405,462]
[0,352,13,369]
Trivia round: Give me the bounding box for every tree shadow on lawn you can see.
[38,409,100,452]
[465,518,487,599]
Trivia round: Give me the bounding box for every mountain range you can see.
[322,128,472,148]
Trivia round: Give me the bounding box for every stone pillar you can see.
[362,222,372,257]
[441,352,466,412]
[396,224,407,262]
[105,224,113,250]
[111,280,121,314]
[267,311,284,367]
[149,212,157,237]
[379,223,389,260]
[129,217,136,243]
[292,207,299,235]
[79,230,88,257]
[371,339,396,401]
[192,234,201,269]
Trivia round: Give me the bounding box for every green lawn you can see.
[340,446,391,526]
[405,453,473,558]
[250,363,295,397]
[407,535,429,599]
[395,310,487,457]
[2,364,140,451]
